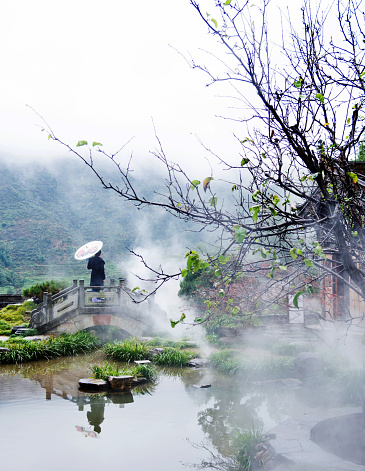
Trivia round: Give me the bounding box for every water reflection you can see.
[0,353,306,471]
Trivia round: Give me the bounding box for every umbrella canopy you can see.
[75,241,103,260]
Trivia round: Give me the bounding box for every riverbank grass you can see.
[209,349,295,380]
[0,331,101,364]
[103,338,197,367]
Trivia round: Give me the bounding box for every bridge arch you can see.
[49,313,145,337]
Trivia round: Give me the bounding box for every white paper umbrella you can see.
[74,241,103,260]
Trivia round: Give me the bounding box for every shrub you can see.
[23,280,68,301]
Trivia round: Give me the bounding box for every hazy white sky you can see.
[0,0,245,166]
[0,0,329,170]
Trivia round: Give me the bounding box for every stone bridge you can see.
[30,279,166,337]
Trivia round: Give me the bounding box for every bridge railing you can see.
[30,278,129,329]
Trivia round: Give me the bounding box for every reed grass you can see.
[91,362,157,381]
[271,342,314,357]
[145,337,198,350]
[209,350,295,380]
[152,347,196,367]
[0,331,101,364]
[103,338,150,362]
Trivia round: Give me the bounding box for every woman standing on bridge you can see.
[87,250,105,291]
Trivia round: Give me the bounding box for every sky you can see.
[0,0,246,170]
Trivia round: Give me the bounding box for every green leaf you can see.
[261,248,267,259]
[269,207,277,216]
[219,289,225,297]
[48,134,52,140]
[293,290,303,308]
[190,180,201,190]
[294,78,303,88]
[252,190,260,202]
[211,18,218,28]
[214,268,222,277]
[203,177,213,192]
[347,172,358,184]
[92,141,103,147]
[268,266,278,278]
[272,195,280,206]
[315,93,324,104]
[224,0,231,4]
[304,258,314,267]
[131,286,140,293]
[296,249,303,255]
[300,175,308,182]
[194,317,202,323]
[290,248,297,260]
[249,205,261,222]
[170,319,179,328]
[240,157,250,166]
[181,269,188,277]
[272,250,278,260]
[209,196,217,206]
[232,184,238,191]
[306,285,314,294]
[76,140,88,147]
[218,254,229,264]
[234,226,246,243]
[279,265,287,271]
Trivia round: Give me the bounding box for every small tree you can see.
[40,0,365,325]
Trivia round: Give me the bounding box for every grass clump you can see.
[0,331,101,364]
[103,338,197,367]
[145,337,198,349]
[210,350,294,380]
[232,427,269,471]
[271,342,314,356]
[103,338,150,362]
[91,362,157,381]
[153,347,196,367]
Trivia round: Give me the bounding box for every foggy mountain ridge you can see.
[0,157,203,293]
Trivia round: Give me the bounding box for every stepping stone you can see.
[134,360,151,364]
[107,375,134,390]
[78,378,108,390]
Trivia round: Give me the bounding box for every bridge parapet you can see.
[30,278,163,336]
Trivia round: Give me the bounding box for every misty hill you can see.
[0,157,201,293]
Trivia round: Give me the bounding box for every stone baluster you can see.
[79,280,85,307]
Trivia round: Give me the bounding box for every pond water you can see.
[0,352,306,471]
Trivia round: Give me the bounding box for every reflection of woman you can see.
[87,400,105,434]
[87,250,105,291]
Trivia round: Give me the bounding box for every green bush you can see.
[0,300,36,335]
[23,280,68,300]
[0,319,12,335]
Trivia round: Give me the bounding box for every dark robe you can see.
[87,255,105,287]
